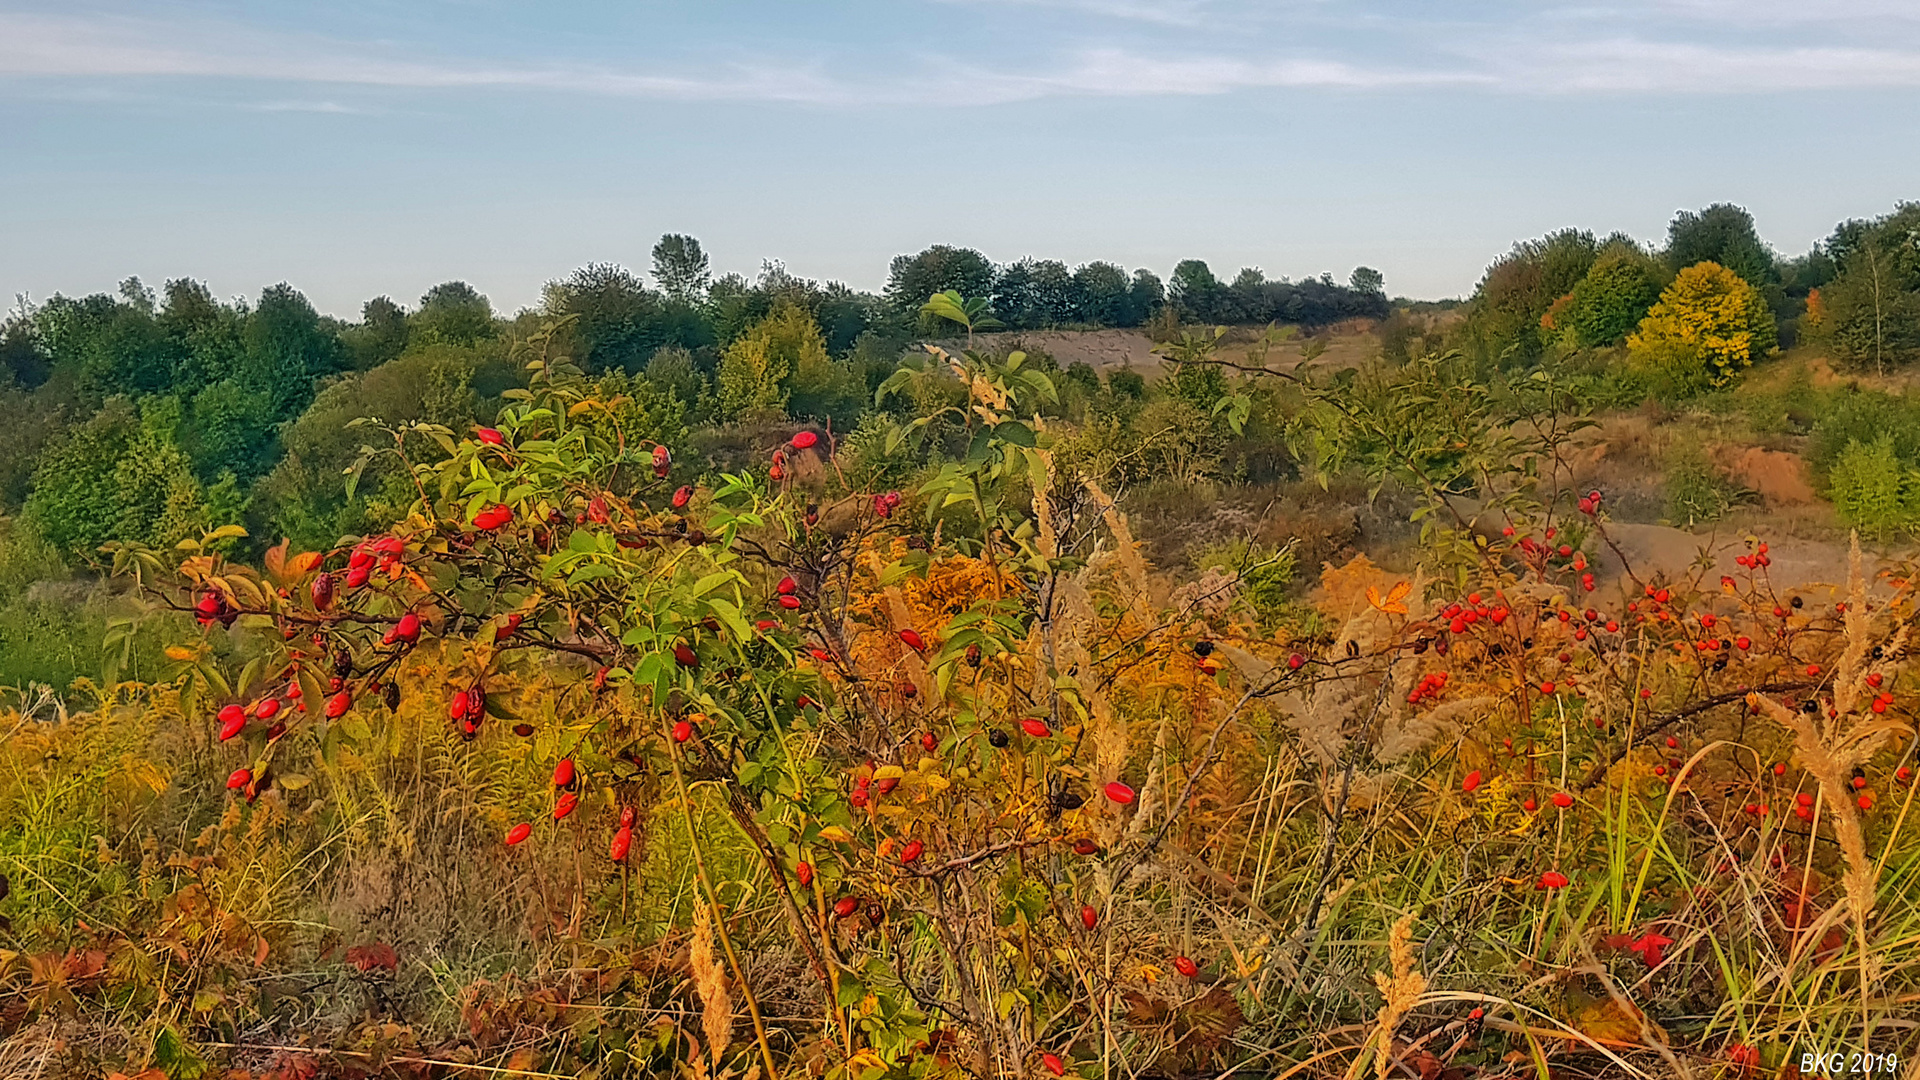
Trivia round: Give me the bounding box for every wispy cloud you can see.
[1476,37,1920,93]
[935,0,1215,28]
[1648,0,1920,26]
[6,5,1920,108]
[954,47,1488,98]
[244,100,371,114]
[0,12,854,102]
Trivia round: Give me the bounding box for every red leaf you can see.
[345,941,398,973]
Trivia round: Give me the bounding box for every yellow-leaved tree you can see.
[716,300,827,420]
[1627,260,1777,390]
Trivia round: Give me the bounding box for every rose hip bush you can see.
[4,329,1913,1078]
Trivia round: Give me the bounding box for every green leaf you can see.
[993,421,1036,448]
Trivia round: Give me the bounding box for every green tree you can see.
[1129,269,1165,322]
[185,379,277,481]
[1070,261,1133,326]
[1169,259,1223,321]
[1349,266,1385,296]
[547,263,678,373]
[645,345,710,419]
[718,302,826,420]
[885,246,996,316]
[1562,243,1665,347]
[253,341,512,550]
[412,281,498,347]
[1461,229,1601,365]
[0,310,50,389]
[1666,203,1777,288]
[651,234,712,304]
[239,283,343,417]
[1628,261,1777,389]
[25,397,205,556]
[343,295,411,370]
[1816,203,1920,373]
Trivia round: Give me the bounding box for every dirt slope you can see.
[941,322,1383,377]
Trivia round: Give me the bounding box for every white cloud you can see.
[0,12,856,103]
[934,0,1215,27]
[6,5,1920,108]
[1481,37,1920,92]
[244,100,370,114]
[1648,0,1920,25]
[969,46,1489,96]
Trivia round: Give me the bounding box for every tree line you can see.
[1451,202,1920,376]
[0,236,1383,568]
[2,202,1918,576]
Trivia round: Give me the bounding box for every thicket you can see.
[1,305,1915,1079]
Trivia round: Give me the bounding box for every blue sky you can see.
[4,1,1920,316]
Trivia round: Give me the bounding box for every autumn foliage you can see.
[1,320,1917,1080]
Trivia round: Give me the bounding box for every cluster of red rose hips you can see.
[1407,670,1450,705]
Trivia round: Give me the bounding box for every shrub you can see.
[1563,245,1664,347]
[1662,439,1739,525]
[1806,388,1920,482]
[1828,435,1920,535]
[1192,539,1295,623]
[717,301,827,420]
[1627,261,1777,388]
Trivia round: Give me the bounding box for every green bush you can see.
[1806,388,1920,481]
[1828,435,1920,536]
[1563,245,1664,347]
[1629,338,1719,403]
[1663,440,1740,525]
[1193,539,1295,623]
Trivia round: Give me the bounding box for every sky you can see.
[3,1,1920,317]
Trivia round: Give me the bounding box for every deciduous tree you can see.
[1628,260,1776,388]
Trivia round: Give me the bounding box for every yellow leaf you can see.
[873,764,906,781]
[819,826,853,843]
[1368,580,1412,615]
[163,646,197,662]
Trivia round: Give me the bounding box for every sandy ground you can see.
[1591,521,1868,600]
